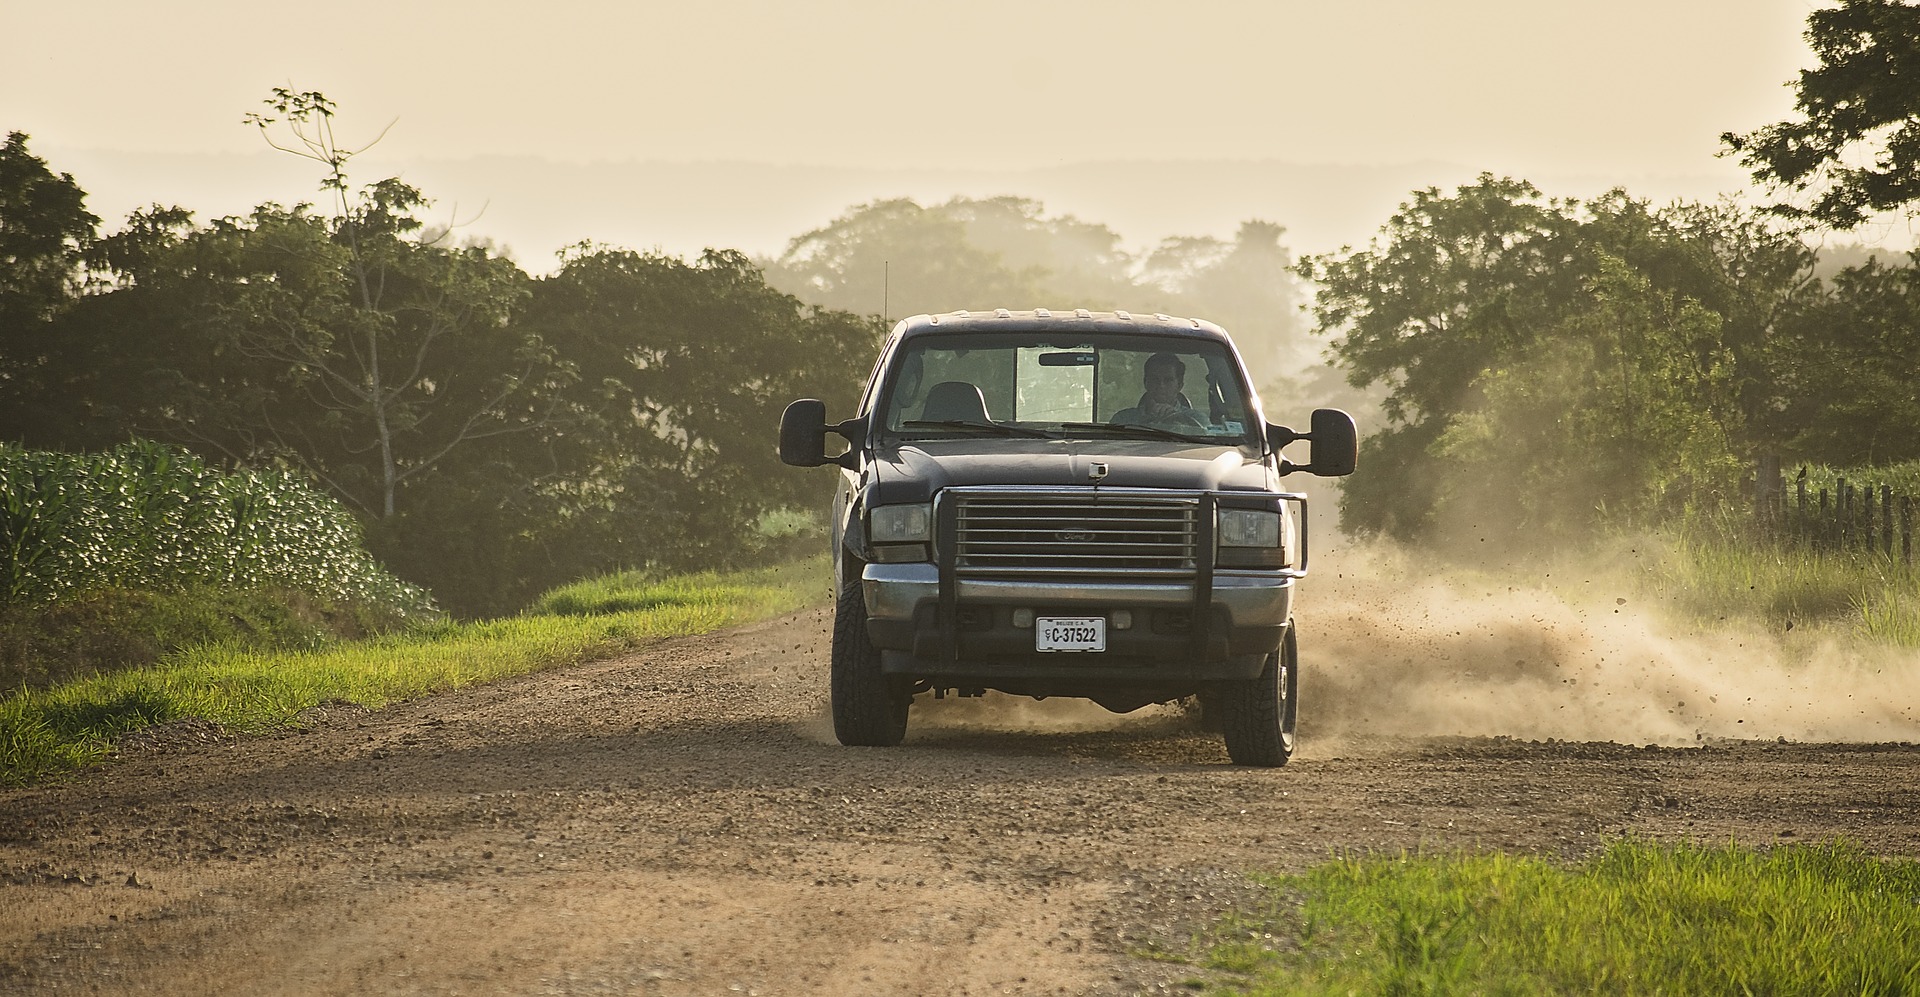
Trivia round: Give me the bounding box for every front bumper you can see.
[862,562,1293,681]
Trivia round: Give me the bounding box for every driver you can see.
[1111,352,1205,429]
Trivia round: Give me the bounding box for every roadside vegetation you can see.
[0,557,821,786]
[1183,840,1920,995]
[0,441,434,690]
[1636,520,1920,647]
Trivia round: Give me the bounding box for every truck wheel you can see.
[1215,624,1298,767]
[831,578,909,746]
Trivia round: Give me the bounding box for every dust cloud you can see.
[1302,542,1920,747]
[797,538,1920,751]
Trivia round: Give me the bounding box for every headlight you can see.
[1217,507,1288,569]
[868,503,932,563]
[1217,508,1280,547]
[869,503,931,542]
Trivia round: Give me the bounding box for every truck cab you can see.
[780,308,1354,765]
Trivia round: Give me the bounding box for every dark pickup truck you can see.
[779,308,1354,765]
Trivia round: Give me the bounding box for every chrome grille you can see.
[951,492,1198,572]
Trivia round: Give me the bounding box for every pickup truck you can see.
[779,308,1355,765]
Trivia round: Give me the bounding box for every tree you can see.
[763,197,1044,319]
[0,132,99,442]
[1299,175,1582,429]
[80,185,566,522]
[938,196,1137,307]
[1723,0,1920,228]
[765,196,1316,398]
[514,247,879,585]
[194,90,570,519]
[1298,176,1807,542]
[1145,220,1310,392]
[1767,257,1920,465]
[1433,255,1744,537]
[0,133,96,324]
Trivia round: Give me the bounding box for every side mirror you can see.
[1307,408,1357,477]
[780,399,863,470]
[1268,408,1357,477]
[780,399,829,467]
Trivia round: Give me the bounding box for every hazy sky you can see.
[1,1,1855,260]
[6,0,1815,170]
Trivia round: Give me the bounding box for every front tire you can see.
[831,578,909,746]
[1212,623,1298,767]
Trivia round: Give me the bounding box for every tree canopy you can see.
[0,133,99,438]
[1298,175,1814,542]
[1766,258,1920,465]
[763,195,1315,396]
[0,96,883,615]
[1723,0,1920,228]
[14,60,1920,611]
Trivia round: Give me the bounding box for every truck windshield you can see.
[879,334,1260,445]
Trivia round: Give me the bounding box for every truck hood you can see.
[867,439,1273,502]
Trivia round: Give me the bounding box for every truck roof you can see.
[891,309,1232,342]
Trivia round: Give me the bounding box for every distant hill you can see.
[42,145,1759,273]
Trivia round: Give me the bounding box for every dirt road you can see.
[6,594,1920,995]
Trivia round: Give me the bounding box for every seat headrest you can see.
[921,381,990,423]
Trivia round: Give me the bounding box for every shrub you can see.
[0,441,431,612]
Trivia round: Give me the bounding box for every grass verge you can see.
[0,557,826,787]
[1635,526,1920,646]
[0,585,413,692]
[1193,840,1920,995]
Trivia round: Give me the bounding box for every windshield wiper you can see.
[1059,422,1216,443]
[900,419,1055,439]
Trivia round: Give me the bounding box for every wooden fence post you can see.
[1840,478,1852,550]
[1797,468,1809,540]
[1882,485,1895,557]
[1904,495,1913,569]
[1865,484,1877,554]
[1820,488,1831,550]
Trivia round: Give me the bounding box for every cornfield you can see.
[0,441,431,613]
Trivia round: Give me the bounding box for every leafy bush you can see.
[0,441,431,612]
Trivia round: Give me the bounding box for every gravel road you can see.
[6,563,1920,995]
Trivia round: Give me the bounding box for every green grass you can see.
[528,566,818,617]
[0,557,826,786]
[1194,840,1920,996]
[0,584,410,692]
[1631,526,1920,646]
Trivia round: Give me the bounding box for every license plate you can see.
[1036,616,1106,652]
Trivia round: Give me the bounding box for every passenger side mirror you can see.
[1307,408,1357,477]
[1268,408,1357,477]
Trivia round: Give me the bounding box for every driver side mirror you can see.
[780,399,862,470]
[779,399,829,467]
